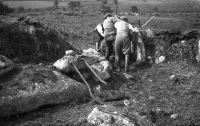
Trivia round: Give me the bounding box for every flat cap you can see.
[104,13,112,19]
[120,16,128,21]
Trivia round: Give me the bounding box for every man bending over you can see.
[114,16,131,72]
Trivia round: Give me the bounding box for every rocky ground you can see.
[1,5,200,125]
[1,60,200,126]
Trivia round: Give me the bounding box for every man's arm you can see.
[129,24,139,33]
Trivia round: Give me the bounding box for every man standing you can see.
[114,16,131,72]
[103,13,119,61]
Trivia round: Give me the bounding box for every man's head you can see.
[120,16,128,22]
[104,13,112,19]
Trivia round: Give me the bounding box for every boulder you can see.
[53,48,112,81]
[82,48,100,56]
[88,106,155,126]
[53,54,85,73]
[155,56,165,64]
[87,107,135,126]
[0,65,89,118]
[65,50,76,56]
[91,60,112,81]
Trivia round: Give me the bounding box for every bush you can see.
[0,1,14,15]
[68,1,81,11]
[100,4,112,14]
[130,5,139,13]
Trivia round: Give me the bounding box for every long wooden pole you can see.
[84,60,107,85]
[114,0,118,15]
[141,15,155,28]
[115,5,118,15]
[72,63,105,105]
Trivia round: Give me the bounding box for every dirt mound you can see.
[145,30,200,63]
[0,16,76,63]
[0,64,89,118]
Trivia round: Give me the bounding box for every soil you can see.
[0,60,200,126]
[0,16,76,63]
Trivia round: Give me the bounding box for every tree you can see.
[0,1,14,15]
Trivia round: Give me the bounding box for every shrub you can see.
[130,5,139,13]
[0,1,14,15]
[100,4,112,14]
[68,1,81,11]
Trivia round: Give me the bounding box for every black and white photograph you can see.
[0,0,200,125]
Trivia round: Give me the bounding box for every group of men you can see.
[94,13,141,73]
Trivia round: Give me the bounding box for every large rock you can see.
[88,106,155,126]
[53,48,112,81]
[0,65,89,118]
[82,48,113,81]
[53,54,85,73]
[87,107,135,126]
[91,60,112,81]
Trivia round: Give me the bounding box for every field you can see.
[4,1,67,9]
[1,0,200,125]
[3,0,200,50]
